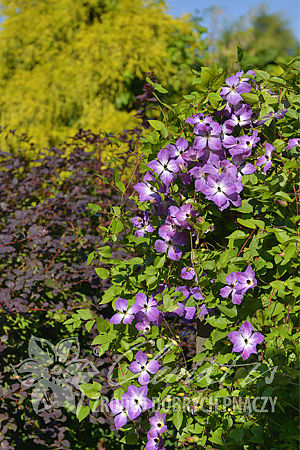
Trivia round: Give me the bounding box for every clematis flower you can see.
[133,293,160,322]
[149,412,167,434]
[173,204,196,229]
[200,175,242,211]
[108,398,128,429]
[166,138,189,166]
[155,224,187,261]
[240,163,257,175]
[235,265,257,295]
[121,385,154,420]
[135,319,152,335]
[148,149,179,186]
[146,433,166,450]
[220,272,244,305]
[286,138,300,151]
[184,306,196,321]
[220,74,251,105]
[129,350,160,385]
[228,321,264,360]
[225,104,253,128]
[198,304,209,316]
[256,143,274,173]
[185,113,213,128]
[194,122,222,151]
[221,122,236,149]
[201,153,238,179]
[181,267,195,280]
[190,286,204,300]
[234,130,260,155]
[130,210,155,237]
[110,298,137,325]
[134,172,161,203]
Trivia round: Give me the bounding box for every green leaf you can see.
[241,93,259,105]
[77,309,92,320]
[173,408,183,430]
[269,76,286,86]
[217,304,237,318]
[79,383,101,399]
[148,120,165,130]
[92,331,117,345]
[255,70,270,80]
[163,295,178,312]
[237,218,264,229]
[154,255,165,268]
[237,46,243,62]
[233,200,253,213]
[86,252,95,266]
[76,405,90,422]
[154,84,168,94]
[85,319,95,332]
[115,181,126,193]
[110,219,124,234]
[95,268,110,280]
[209,427,223,445]
[206,316,228,329]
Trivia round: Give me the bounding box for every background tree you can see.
[203,4,299,71]
[0,0,206,149]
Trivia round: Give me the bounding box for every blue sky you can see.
[167,0,300,40]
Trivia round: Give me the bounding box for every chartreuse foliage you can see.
[73,57,300,449]
[0,0,205,152]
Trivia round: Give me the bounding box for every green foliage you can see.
[0,0,206,150]
[80,58,300,448]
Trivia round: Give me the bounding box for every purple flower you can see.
[135,319,152,335]
[133,293,160,322]
[146,433,166,450]
[201,153,238,179]
[228,321,264,360]
[129,350,160,385]
[181,267,195,280]
[121,385,154,420]
[220,272,244,305]
[134,172,161,203]
[148,149,179,186]
[194,122,222,151]
[200,175,242,210]
[198,304,209,316]
[155,224,187,261]
[220,74,251,105]
[240,163,257,175]
[185,113,213,129]
[110,298,136,325]
[130,211,155,237]
[166,138,189,166]
[256,143,274,173]
[169,204,196,229]
[190,286,204,300]
[235,265,257,295]
[221,122,236,149]
[109,398,128,429]
[149,412,167,434]
[225,104,253,128]
[230,130,260,160]
[184,306,196,321]
[286,138,300,151]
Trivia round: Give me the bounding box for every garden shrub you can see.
[74,56,300,449]
[0,127,143,448]
[0,0,206,151]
